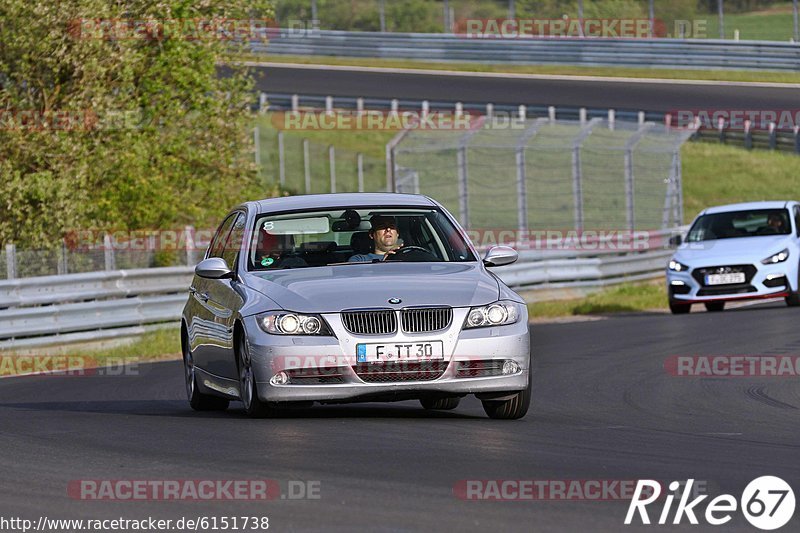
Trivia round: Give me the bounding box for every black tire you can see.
[420,397,461,410]
[704,302,725,312]
[481,367,531,420]
[183,338,229,411]
[237,334,279,418]
[669,301,691,314]
[786,272,800,307]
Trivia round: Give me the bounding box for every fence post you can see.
[253,126,261,185]
[515,147,527,236]
[57,239,67,275]
[278,131,286,187]
[357,153,365,192]
[303,139,311,194]
[328,145,336,193]
[6,243,16,279]
[103,233,115,271]
[379,0,386,32]
[185,226,197,266]
[457,146,469,227]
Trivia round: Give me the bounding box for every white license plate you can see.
[705,273,745,285]
[356,341,444,363]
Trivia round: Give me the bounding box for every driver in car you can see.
[349,215,403,262]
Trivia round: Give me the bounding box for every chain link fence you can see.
[391,116,694,233]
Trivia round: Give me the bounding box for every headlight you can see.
[668,259,690,272]
[761,248,789,265]
[464,301,522,329]
[257,312,332,336]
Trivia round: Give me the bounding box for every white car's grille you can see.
[401,308,452,333]
[341,310,397,335]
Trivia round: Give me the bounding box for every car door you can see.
[202,211,248,380]
[189,213,237,374]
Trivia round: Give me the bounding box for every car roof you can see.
[250,193,437,213]
[702,201,794,215]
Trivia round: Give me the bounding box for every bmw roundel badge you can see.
[388,297,402,304]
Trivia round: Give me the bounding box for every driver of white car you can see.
[348,215,403,262]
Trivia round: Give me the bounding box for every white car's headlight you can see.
[761,248,789,265]
[464,301,522,329]
[257,312,332,336]
[668,259,690,272]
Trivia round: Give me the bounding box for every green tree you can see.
[0,0,275,248]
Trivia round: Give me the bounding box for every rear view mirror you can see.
[669,234,683,246]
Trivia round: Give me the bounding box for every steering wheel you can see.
[385,246,438,262]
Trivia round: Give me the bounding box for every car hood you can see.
[243,262,499,313]
[675,235,790,265]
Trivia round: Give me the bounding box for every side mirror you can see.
[483,246,518,267]
[669,234,683,247]
[195,257,234,279]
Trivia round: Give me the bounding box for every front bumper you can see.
[242,307,530,403]
[666,261,792,303]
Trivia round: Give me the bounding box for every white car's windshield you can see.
[246,207,476,271]
[687,209,791,242]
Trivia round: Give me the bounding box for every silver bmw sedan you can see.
[181,193,531,419]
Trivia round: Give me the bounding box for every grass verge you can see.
[240,53,800,85]
[528,281,667,319]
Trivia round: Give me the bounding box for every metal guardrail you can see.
[0,246,677,348]
[254,30,800,71]
[0,267,193,350]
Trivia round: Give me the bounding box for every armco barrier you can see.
[0,247,675,349]
[254,30,800,71]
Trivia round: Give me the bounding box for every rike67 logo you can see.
[625,477,795,530]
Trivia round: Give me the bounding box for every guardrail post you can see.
[422,100,430,119]
[794,126,800,154]
[303,139,311,193]
[485,103,493,118]
[325,96,333,115]
[356,97,364,116]
[744,119,753,150]
[518,105,526,121]
[258,92,267,112]
[391,99,399,113]
[718,117,726,143]
[579,108,587,126]
[291,94,299,112]
[768,122,777,150]
[185,226,197,266]
[608,109,615,131]
[638,111,645,125]
[328,145,336,193]
[6,244,16,279]
[103,233,115,271]
[357,153,364,192]
[548,106,556,122]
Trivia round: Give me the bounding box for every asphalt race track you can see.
[1,302,798,532]
[251,64,800,112]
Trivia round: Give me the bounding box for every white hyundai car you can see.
[667,201,800,314]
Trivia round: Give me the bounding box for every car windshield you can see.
[246,207,476,271]
[686,208,791,242]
